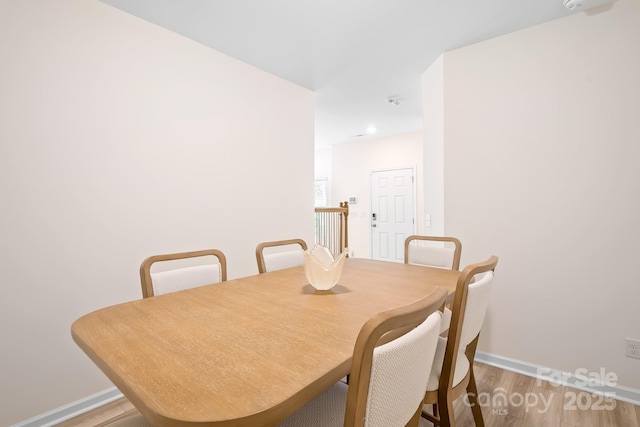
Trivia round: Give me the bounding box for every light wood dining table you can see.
[72,258,460,427]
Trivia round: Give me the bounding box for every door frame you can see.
[369,166,418,260]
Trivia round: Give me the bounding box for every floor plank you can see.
[56,400,129,427]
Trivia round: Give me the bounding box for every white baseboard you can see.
[11,387,123,427]
[12,353,640,426]
[475,351,640,406]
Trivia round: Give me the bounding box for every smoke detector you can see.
[563,0,584,10]
[386,96,400,106]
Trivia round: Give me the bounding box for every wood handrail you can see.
[314,201,349,257]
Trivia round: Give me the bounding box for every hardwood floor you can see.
[57,362,640,427]
[426,362,640,427]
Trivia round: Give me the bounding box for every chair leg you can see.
[465,335,484,427]
[406,405,422,426]
[420,402,439,426]
[466,367,485,427]
[437,389,455,427]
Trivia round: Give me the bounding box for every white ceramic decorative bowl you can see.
[303,245,348,291]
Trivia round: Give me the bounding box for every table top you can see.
[72,258,460,427]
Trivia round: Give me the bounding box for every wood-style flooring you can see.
[56,362,640,427]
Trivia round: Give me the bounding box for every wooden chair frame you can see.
[422,255,499,427]
[404,235,462,271]
[139,249,227,298]
[255,238,308,274]
[345,287,448,427]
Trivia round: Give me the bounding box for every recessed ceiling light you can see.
[366,126,377,134]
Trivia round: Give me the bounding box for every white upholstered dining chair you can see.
[404,235,462,271]
[405,235,462,334]
[255,238,308,274]
[421,255,499,427]
[276,287,448,427]
[139,248,227,298]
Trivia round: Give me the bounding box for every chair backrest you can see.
[345,287,448,427]
[139,249,227,298]
[440,256,498,392]
[404,235,462,271]
[255,239,308,274]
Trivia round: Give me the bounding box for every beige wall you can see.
[329,132,423,258]
[424,0,640,390]
[0,0,314,425]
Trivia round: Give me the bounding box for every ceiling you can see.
[99,0,612,148]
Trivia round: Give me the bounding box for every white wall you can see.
[424,0,640,390]
[314,148,332,182]
[330,132,423,258]
[0,1,314,425]
[314,148,332,205]
[422,55,445,236]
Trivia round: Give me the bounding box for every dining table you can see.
[71,257,460,427]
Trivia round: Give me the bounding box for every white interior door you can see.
[371,168,415,262]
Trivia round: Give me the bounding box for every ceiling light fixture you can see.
[563,0,584,11]
[366,126,377,134]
